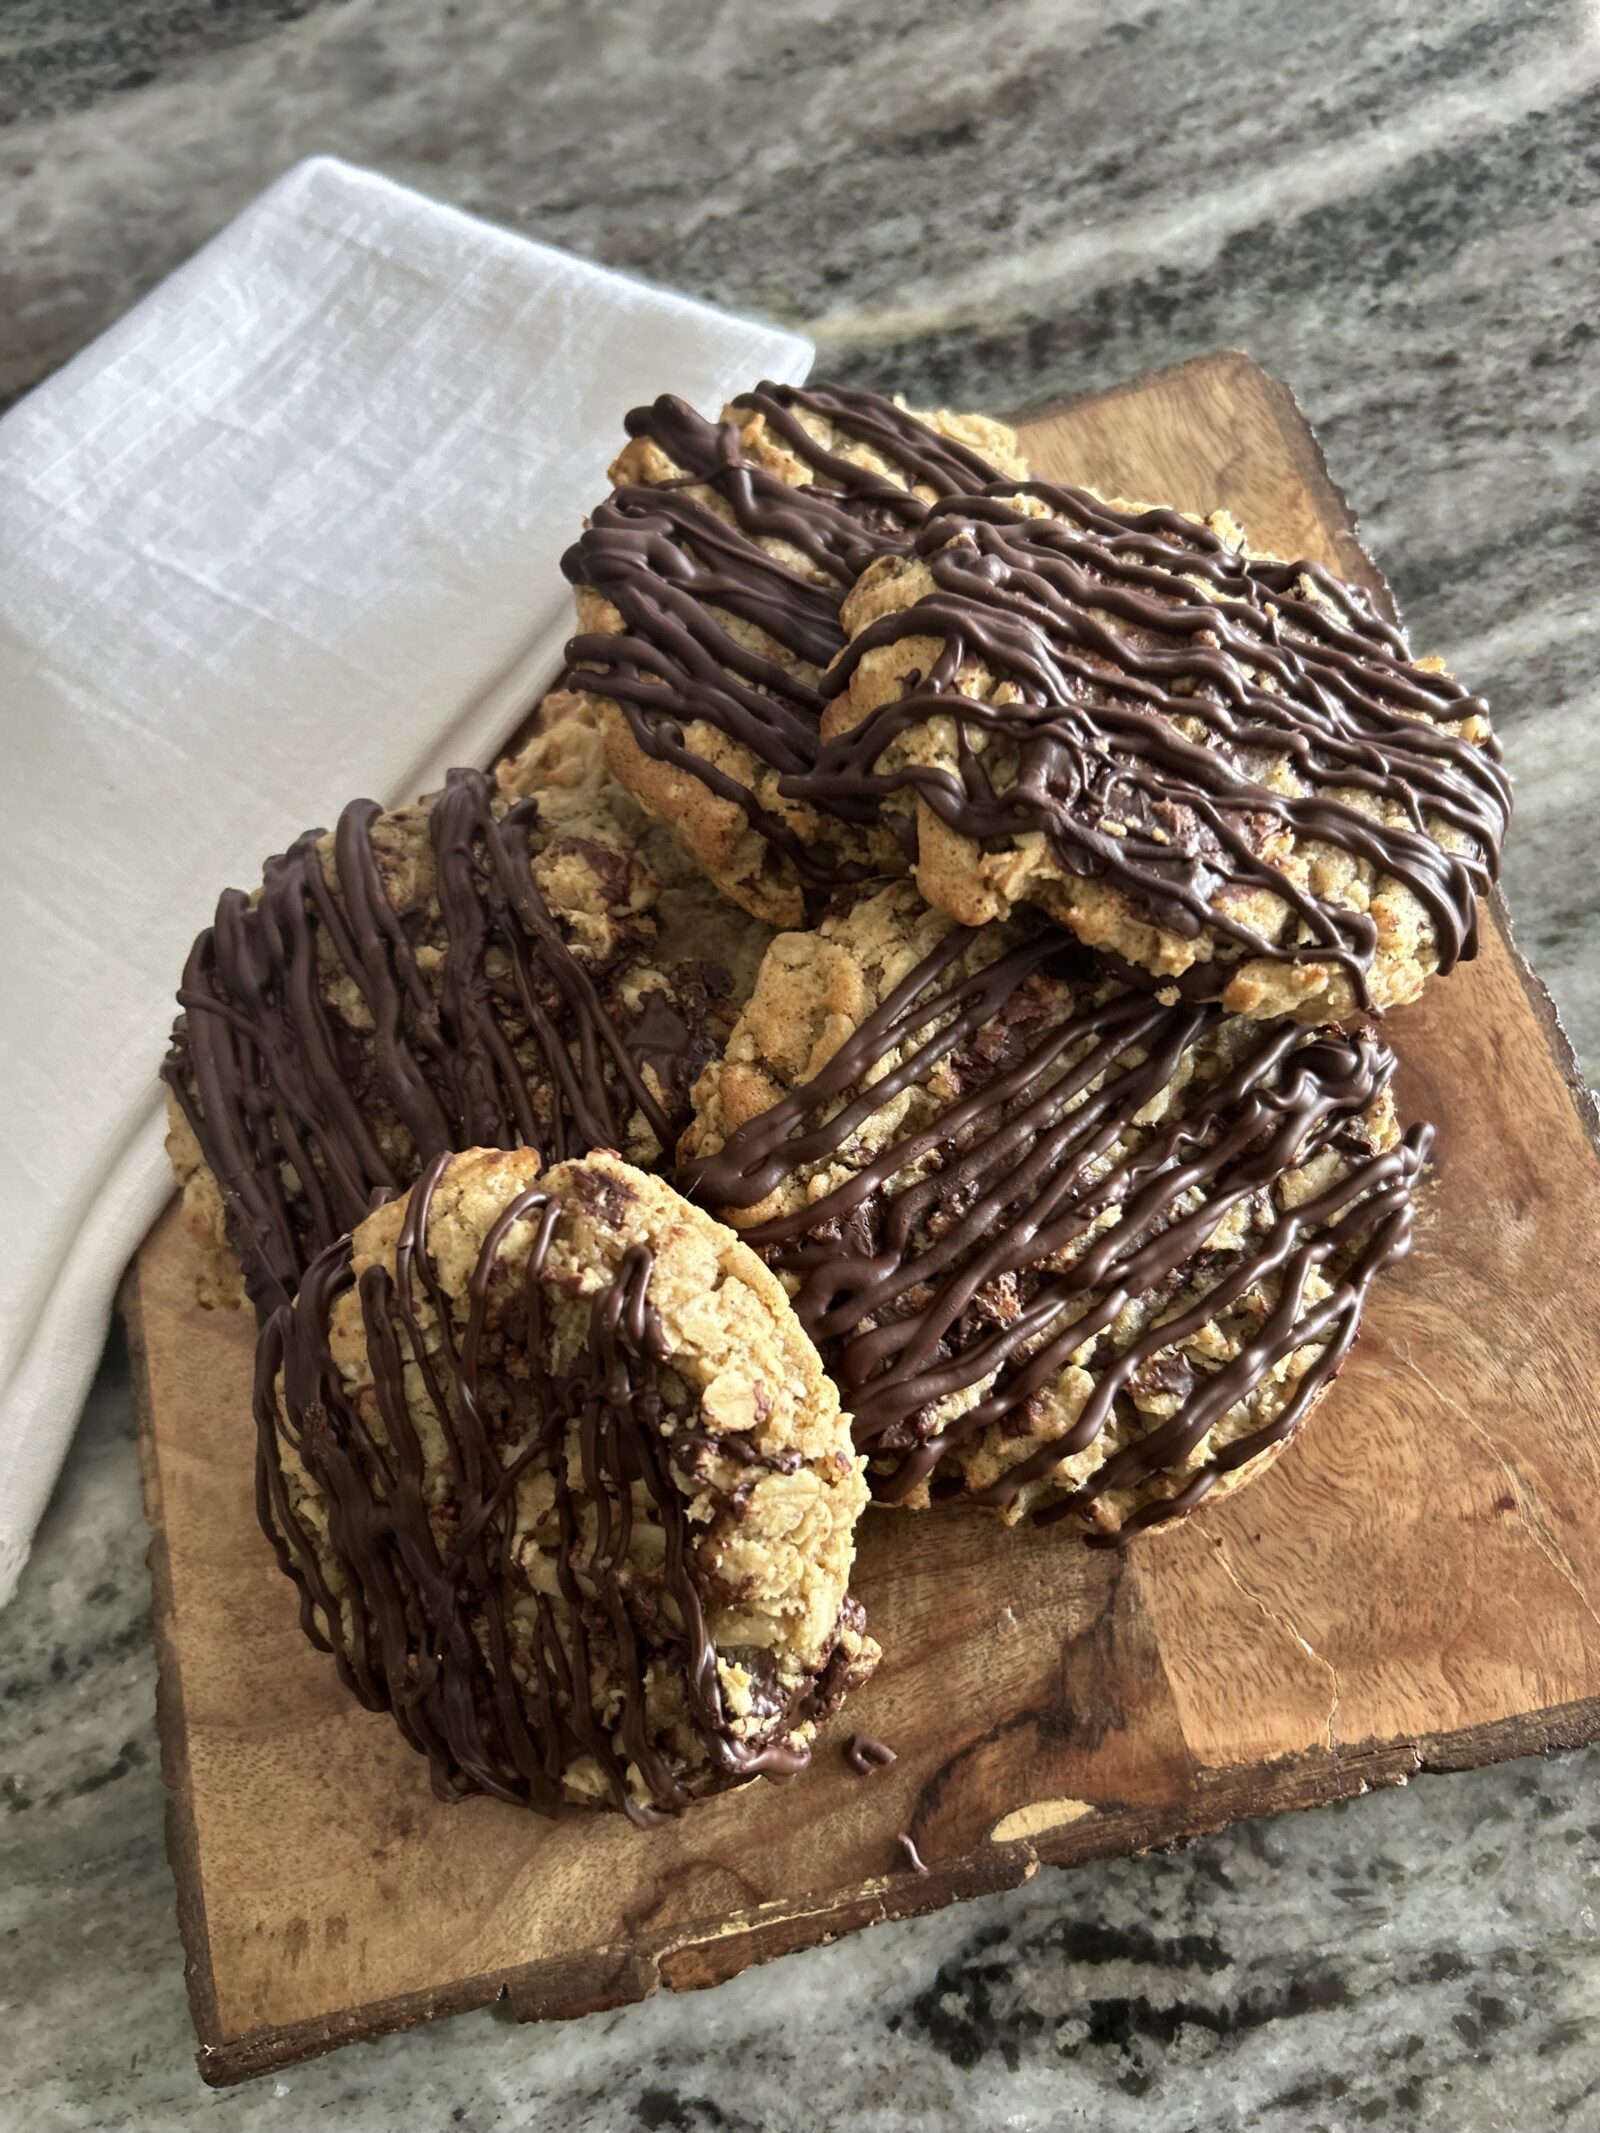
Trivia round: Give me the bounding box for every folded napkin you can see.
[0,154,812,1604]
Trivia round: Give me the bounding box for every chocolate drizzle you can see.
[561,382,1016,892]
[793,482,1511,1003]
[845,1734,898,1776]
[165,769,712,1316]
[255,1154,846,1824]
[682,918,1429,1538]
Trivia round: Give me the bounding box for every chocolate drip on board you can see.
[845,1734,898,1776]
[165,769,707,1317]
[255,1155,844,1825]
[682,924,1429,1538]
[560,381,1013,894]
[791,481,1511,1003]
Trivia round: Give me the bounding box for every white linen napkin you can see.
[0,154,813,1604]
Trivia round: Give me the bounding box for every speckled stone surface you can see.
[4,2,1599,2126]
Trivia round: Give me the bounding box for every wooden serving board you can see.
[129,352,1600,2087]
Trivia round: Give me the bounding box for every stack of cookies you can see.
[162,381,1510,1824]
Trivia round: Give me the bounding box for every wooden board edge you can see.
[1006,349,1394,610]
[1488,889,1600,1157]
[177,1695,1600,2086]
[120,1261,228,2070]
[1218,357,1599,1153]
[1231,355,1400,615]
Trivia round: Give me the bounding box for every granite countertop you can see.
[4,2,1598,2127]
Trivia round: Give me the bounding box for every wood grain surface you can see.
[128,351,1600,2086]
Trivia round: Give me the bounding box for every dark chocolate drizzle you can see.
[165,769,711,1316]
[845,1734,898,1776]
[791,482,1511,1003]
[560,381,1014,893]
[681,920,1429,1537]
[255,1153,851,1825]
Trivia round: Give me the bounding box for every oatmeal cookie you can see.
[163,704,768,1315]
[560,380,1027,929]
[798,483,1510,1022]
[681,884,1429,1540]
[256,1147,878,1820]
[500,692,775,1004]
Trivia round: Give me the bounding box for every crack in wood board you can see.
[1393,1342,1600,1645]
[1203,1531,1342,1752]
